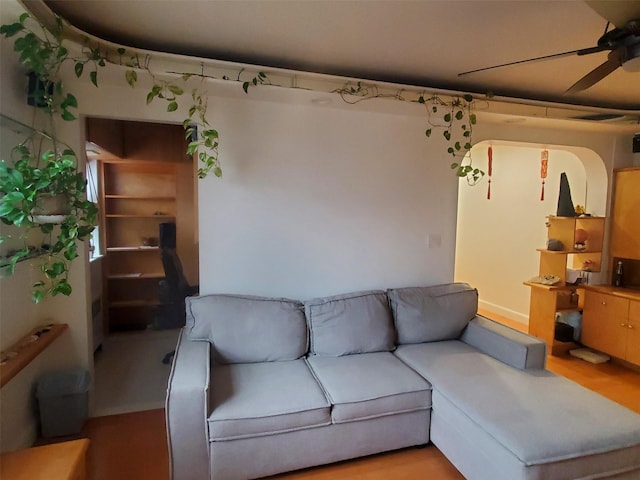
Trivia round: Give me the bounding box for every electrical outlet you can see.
[427,234,442,249]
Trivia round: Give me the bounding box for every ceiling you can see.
[34,0,640,112]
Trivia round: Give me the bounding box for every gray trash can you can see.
[36,368,90,437]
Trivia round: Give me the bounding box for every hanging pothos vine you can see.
[420,93,483,185]
[4,9,490,189]
[333,82,489,185]
[121,53,270,178]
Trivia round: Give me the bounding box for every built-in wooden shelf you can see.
[0,323,68,388]
[523,281,576,291]
[107,246,160,252]
[109,300,160,308]
[105,195,175,200]
[106,214,175,219]
[526,215,606,356]
[108,272,164,280]
[536,248,598,255]
[556,307,582,313]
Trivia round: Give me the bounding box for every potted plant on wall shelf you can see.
[0,13,98,302]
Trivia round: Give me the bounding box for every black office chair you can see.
[156,247,198,329]
[150,223,198,363]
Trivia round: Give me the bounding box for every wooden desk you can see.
[0,439,89,480]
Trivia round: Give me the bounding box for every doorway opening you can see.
[85,117,199,416]
[454,140,607,326]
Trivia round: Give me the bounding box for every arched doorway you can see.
[454,140,607,324]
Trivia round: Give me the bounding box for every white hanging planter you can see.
[31,193,70,225]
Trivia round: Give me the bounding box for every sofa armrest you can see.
[460,315,546,370]
[166,329,211,480]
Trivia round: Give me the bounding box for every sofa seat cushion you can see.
[395,341,640,467]
[208,359,331,441]
[306,352,431,424]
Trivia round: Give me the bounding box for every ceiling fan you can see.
[458,1,640,94]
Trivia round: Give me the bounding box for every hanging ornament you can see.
[487,145,493,200]
[540,149,548,201]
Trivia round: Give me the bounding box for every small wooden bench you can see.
[0,438,89,480]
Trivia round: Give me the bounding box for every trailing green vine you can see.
[332,81,405,104]
[186,90,221,179]
[241,69,271,93]
[122,55,220,178]
[123,62,271,178]
[0,12,100,301]
[3,7,490,214]
[420,93,484,185]
[334,81,486,185]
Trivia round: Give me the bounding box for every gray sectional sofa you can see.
[166,283,640,480]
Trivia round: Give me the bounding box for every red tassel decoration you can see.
[487,146,493,200]
[540,149,548,201]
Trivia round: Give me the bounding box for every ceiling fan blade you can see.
[564,53,621,94]
[585,0,640,28]
[458,46,607,77]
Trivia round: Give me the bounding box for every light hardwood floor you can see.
[82,311,640,480]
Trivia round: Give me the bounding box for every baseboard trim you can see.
[478,300,528,325]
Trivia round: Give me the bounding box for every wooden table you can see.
[0,439,89,480]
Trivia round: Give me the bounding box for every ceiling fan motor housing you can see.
[620,38,640,71]
[626,19,640,35]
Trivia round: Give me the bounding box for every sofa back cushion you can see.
[388,283,478,344]
[186,294,307,364]
[305,290,395,356]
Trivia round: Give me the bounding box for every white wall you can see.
[199,97,458,299]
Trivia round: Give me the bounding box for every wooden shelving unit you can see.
[102,160,178,331]
[89,118,198,333]
[525,215,605,355]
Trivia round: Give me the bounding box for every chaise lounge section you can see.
[166,283,640,480]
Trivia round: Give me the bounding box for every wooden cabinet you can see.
[572,169,640,365]
[89,118,197,333]
[627,300,640,365]
[526,216,605,355]
[581,288,640,366]
[610,168,640,261]
[582,290,628,359]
